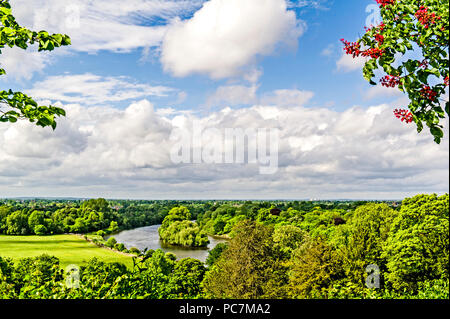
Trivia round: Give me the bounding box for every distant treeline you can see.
[0,198,394,236]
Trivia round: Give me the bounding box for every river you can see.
[109,224,229,262]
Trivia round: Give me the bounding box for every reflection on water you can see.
[109,224,228,262]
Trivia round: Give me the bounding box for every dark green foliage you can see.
[205,242,228,267]
[169,258,206,298]
[105,237,117,248]
[202,220,288,299]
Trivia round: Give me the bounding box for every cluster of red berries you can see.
[393,109,414,123]
[340,40,385,59]
[445,76,449,87]
[418,59,429,69]
[415,6,441,29]
[361,47,384,59]
[375,33,385,44]
[420,85,438,101]
[376,0,395,7]
[380,75,401,88]
[340,39,362,58]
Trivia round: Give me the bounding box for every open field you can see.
[0,234,134,269]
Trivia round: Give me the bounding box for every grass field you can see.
[0,234,134,268]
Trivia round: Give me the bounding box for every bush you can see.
[129,247,141,255]
[105,237,117,248]
[96,230,106,237]
[114,243,125,252]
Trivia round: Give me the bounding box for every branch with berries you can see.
[341,0,449,144]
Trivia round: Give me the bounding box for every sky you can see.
[0,0,448,200]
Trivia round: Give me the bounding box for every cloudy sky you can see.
[0,0,448,200]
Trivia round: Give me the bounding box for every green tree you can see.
[384,194,449,292]
[340,203,397,291]
[273,224,308,258]
[105,237,117,248]
[28,211,46,234]
[205,242,228,268]
[169,258,206,298]
[289,237,345,298]
[0,0,71,128]
[159,207,209,247]
[6,210,29,235]
[342,0,449,143]
[203,220,288,299]
[0,205,11,233]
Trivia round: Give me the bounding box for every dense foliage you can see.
[158,206,209,247]
[342,0,449,143]
[0,194,448,299]
[0,199,208,236]
[0,251,206,299]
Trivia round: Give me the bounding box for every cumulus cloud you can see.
[336,52,367,72]
[0,47,54,81]
[1,0,204,79]
[160,0,305,79]
[0,99,448,199]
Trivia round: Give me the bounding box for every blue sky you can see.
[0,0,448,199]
[4,0,388,112]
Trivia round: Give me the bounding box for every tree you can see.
[205,242,228,268]
[289,237,345,298]
[6,210,29,235]
[169,258,206,298]
[338,203,397,293]
[28,211,46,234]
[341,0,449,143]
[202,220,288,299]
[108,221,119,233]
[272,225,308,258]
[0,0,70,128]
[383,194,449,292]
[159,207,209,247]
[105,237,117,248]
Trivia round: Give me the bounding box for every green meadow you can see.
[0,234,134,269]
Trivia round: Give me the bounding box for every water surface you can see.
[109,224,228,262]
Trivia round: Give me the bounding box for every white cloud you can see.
[160,0,304,79]
[261,89,314,107]
[336,53,367,72]
[11,0,203,53]
[0,99,448,199]
[321,44,335,57]
[26,73,175,105]
[1,0,204,80]
[0,47,53,81]
[206,84,259,107]
[365,84,404,100]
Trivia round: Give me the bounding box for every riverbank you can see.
[109,224,229,262]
